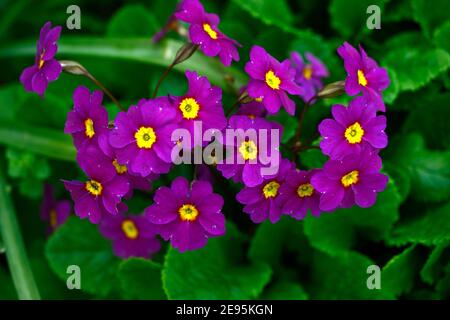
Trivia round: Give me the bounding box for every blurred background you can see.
[0,0,449,300]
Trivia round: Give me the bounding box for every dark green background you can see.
[0,0,449,300]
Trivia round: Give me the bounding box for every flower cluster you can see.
[22,2,390,260]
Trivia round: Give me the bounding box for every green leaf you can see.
[162,223,272,299]
[434,20,450,57]
[0,122,76,162]
[386,134,450,202]
[383,67,400,104]
[404,93,450,150]
[299,148,327,170]
[304,180,401,255]
[384,0,414,23]
[267,110,297,144]
[381,245,422,298]
[412,0,449,38]
[260,281,308,300]
[118,258,166,300]
[382,46,450,92]
[329,0,388,39]
[388,202,450,246]
[231,0,294,30]
[421,241,450,284]
[248,216,309,272]
[107,5,159,37]
[308,251,385,299]
[45,217,121,297]
[0,38,246,93]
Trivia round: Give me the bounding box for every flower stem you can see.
[292,96,317,162]
[152,61,175,98]
[0,160,40,300]
[86,74,125,111]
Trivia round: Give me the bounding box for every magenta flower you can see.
[216,115,281,187]
[64,86,109,150]
[337,42,390,112]
[311,147,388,211]
[290,51,329,103]
[63,146,130,224]
[99,214,161,259]
[171,70,226,148]
[236,100,267,119]
[20,21,62,96]
[145,177,225,252]
[109,97,179,177]
[40,184,71,234]
[236,159,293,223]
[245,45,302,115]
[175,0,241,66]
[98,133,154,198]
[278,169,321,220]
[319,96,388,160]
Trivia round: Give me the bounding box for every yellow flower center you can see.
[263,181,280,199]
[341,170,359,187]
[203,23,218,39]
[297,183,314,198]
[344,122,365,144]
[121,219,139,240]
[179,97,200,119]
[357,69,368,86]
[38,52,45,69]
[265,70,281,90]
[255,97,263,102]
[85,180,103,196]
[248,114,256,119]
[49,209,58,228]
[113,159,127,174]
[239,140,258,161]
[303,65,313,80]
[135,127,156,149]
[178,204,199,222]
[84,118,95,138]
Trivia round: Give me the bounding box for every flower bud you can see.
[317,80,345,99]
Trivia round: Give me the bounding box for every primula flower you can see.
[245,46,302,115]
[319,96,388,160]
[40,184,71,234]
[216,115,281,187]
[290,51,329,103]
[236,159,293,223]
[20,21,62,96]
[236,100,267,119]
[99,214,161,259]
[145,177,225,252]
[337,42,390,111]
[171,70,226,147]
[109,97,179,177]
[311,147,388,211]
[64,86,109,150]
[175,0,241,66]
[98,134,154,197]
[63,146,130,224]
[278,169,321,220]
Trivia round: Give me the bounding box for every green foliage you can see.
[118,258,166,300]
[45,217,121,297]
[163,223,272,299]
[0,0,449,301]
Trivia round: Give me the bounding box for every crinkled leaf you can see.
[434,21,450,53]
[304,180,401,255]
[163,223,272,299]
[260,281,308,300]
[382,47,450,92]
[386,134,450,202]
[389,202,450,246]
[421,241,450,284]
[45,217,121,297]
[412,0,449,38]
[118,258,166,300]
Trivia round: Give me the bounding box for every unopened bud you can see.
[317,80,346,99]
[238,90,253,104]
[60,60,89,76]
[173,43,199,65]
